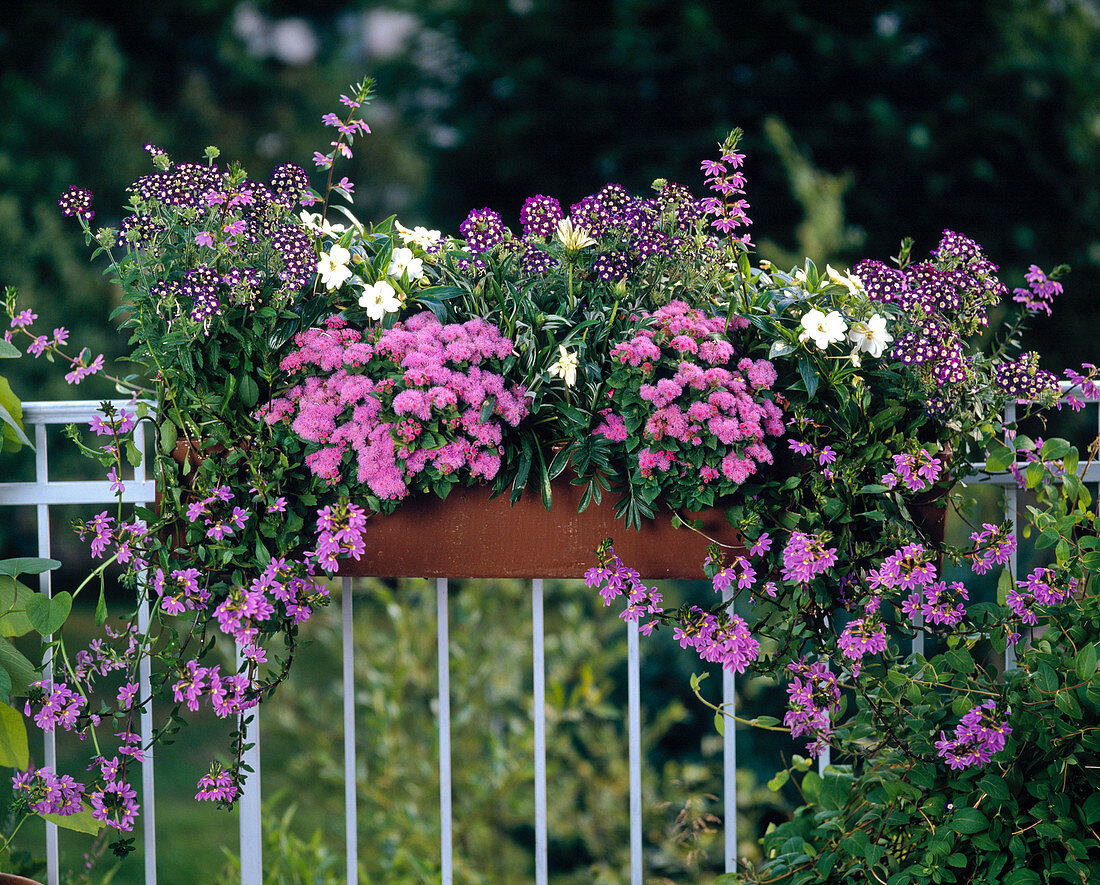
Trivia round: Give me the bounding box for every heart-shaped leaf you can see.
[0,558,61,578]
[25,591,72,636]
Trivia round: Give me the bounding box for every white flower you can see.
[555,218,596,253]
[548,345,579,387]
[847,313,893,359]
[387,246,425,281]
[317,244,353,290]
[358,279,402,320]
[798,308,848,350]
[300,211,348,238]
[826,264,864,295]
[396,221,442,250]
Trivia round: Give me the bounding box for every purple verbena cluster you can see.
[57,185,95,220]
[262,313,529,503]
[993,351,1060,403]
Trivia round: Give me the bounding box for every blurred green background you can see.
[1,0,1098,881]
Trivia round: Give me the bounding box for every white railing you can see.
[1,393,1096,884]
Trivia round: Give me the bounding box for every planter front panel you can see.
[337,482,742,579]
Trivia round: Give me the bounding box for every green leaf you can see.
[984,442,1013,474]
[1003,870,1040,885]
[159,420,179,456]
[950,808,989,834]
[997,568,1013,606]
[0,576,34,638]
[0,377,31,452]
[796,354,819,400]
[801,770,822,804]
[0,557,60,578]
[25,591,72,636]
[767,769,789,791]
[95,582,108,627]
[0,637,38,696]
[1025,461,1044,489]
[0,339,21,358]
[238,374,259,409]
[1075,644,1098,681]
[0,700,28,768]
[753,715,781,727]
[40,804,105,835]
[1040,438,1072,461]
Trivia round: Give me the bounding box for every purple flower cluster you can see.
[604,301,783,503]
[780,532,838,585]
[314,501,368,571]
[699,144,753,245]
[783,659,840,757]
[1012,264,1062,316]
[262,313,529,502]
[459,208,508,253]
[837,616,888,675]
[880,449,943,492]
[87,755,140,830]
[57,185,95,220]
[867,543,938,593]
[935,699,1011,770]
[1005,567,1073,626]
[25,680,87,732]
[901,581,968,627]
[519,194,565,239]
[12,766,84,816]
[672,606,760,674]
[856,232,1008,409]
[969,522,1016,575]
[584,545,664,635]
[994,351,1060,403]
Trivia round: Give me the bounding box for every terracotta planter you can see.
[337,480,743,579]
[0,873,44,885]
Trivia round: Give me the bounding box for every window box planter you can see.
[336,479,744,579]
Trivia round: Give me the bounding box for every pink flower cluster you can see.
[935,699,1011,770]
[262,314,529,501]
[196,765,239,803]
[605,301,783,497]
[172,660,254,718]
[783,659,841,757]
